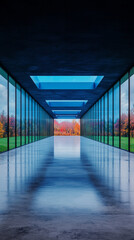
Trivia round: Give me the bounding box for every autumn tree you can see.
[74,122,80,135]
[121,113,128,137]
[0,122,4,138]
[54,120,80,136]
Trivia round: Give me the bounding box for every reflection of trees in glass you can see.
[105,93,108,143]
[114,82,119,147]
[130,105,134,137]
[9,115,15,137]
[114,118,119,136]
[121,77,128,150]
[130,73,134,152]
[121,113,128,137]
[17,120,20,136]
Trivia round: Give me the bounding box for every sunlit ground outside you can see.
[1,135,134,152]
[0,136,45,152]
[86,136,134,152]
[54,119,80,136]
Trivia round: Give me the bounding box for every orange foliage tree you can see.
[0,122,4,138]
[54,120,80,136]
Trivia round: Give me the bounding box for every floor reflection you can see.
[1,136,134,240]
[0,137,54,213]
[0,136,134,216]
[32,136,104,215]
[80,137,134,211]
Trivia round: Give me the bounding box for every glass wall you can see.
[130,67,134,152]
[121,73,128,151]
[102,97,104,143]
[114,82,119,148]
[0,66,54,153]
[34,102,38,141]
[16,84,21,147]
[22,89,26,146]
[96,102,99,141]
[0,68,8,152]
[32,100,35,142]
[81,66,134,153]
[9,77,15,150]
[105,93,108,144]
[26,92,29,144]
[29,96,32,143]
[109,88,113,146]
[99,100,101,142]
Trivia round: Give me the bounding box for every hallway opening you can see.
[0,1,134,238]
[54,119,80,136]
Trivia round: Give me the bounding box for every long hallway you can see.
[0,136,134,239]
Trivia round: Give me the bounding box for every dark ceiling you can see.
[0,1,134,118]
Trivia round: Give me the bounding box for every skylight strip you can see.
[52,110,81,115]
[46,100,87,103]
[46,100,88,107]
[31,76,104,90]
[55,115,78,119]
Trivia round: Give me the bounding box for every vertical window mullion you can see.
[20,87,22,146]
[128,70,130,152]
[28,95,29,144]
[103,95,105,143]
[112,87,114,146]
[25,92,27,144]
[119,79,121,149]
[15,82,17,148]
[7,74,9,151]
[107,91,109,145]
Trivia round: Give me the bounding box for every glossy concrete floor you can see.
[0,136,134,239]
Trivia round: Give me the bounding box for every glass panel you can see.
[91,107,93,139]
[0,68,53,152]
[9,77,15,150]
[87,110,89,138]
[35,102,38,141]
[98,100,101,141]
[93,105,95,140]
[94,104,96,140]
[102,97,105,143]
[39,107,41,140]
[37,105,39,140]
[16,84,21,147]
[31,98,33,142]
[105,93,108,144]
[0,69,8,152]
[29,96,32,143]
[32,100,35,142]
[90,108,92,139]
[96,102,99,141]
[26,93,29,144]
[121,74,128,150]
[22,89,25,145]
[130,72,134,152]
[109,88,113,146]
[100,98,102,142]
[114,82,119,148]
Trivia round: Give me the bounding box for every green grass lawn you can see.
[0,136,44,152]
[1,136,134,153]
[85,136,134,152]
